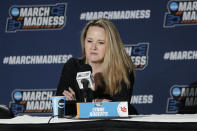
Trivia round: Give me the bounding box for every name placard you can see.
[76,102,128,119]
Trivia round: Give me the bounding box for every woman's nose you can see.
[91,42,97,50]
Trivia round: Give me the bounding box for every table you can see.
[0,114,197,131]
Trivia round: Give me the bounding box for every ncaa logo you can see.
[13,91,22,101]
[11,8,20,16]
[169,2,178,11]
[171,87,181,97]
[6,3,67,32]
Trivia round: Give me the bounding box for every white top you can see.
[0,114,197,124]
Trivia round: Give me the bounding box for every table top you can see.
[0,114,197,124]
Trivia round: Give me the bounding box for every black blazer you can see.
[56,58,137,114]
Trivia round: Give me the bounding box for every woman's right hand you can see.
[62,87,76,101]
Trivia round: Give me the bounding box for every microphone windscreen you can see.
[79,64,92,72]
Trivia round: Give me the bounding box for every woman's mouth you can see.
[90,52,97,55]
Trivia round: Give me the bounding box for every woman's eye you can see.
[98,42,104,44]
[87,40,92,43]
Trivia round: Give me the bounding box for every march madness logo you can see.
[124,43,149,70]
[6,3,67,32]
[9,89,56,115]
[167,82,197,113]
[164,0,197,27]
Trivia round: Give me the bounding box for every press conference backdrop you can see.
[0,0,197,115]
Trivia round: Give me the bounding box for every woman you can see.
[56,18,136,114]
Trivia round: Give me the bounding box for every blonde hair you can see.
[81,18,135,96]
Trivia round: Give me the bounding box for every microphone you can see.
[76,64,94,102]
[0,105,14,119]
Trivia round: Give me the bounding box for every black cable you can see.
[47,115,58,124]
[48,115,77,124]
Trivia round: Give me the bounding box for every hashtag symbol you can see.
[80,13,86,20]
[164,52,170,60]
[3,57,9,64]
